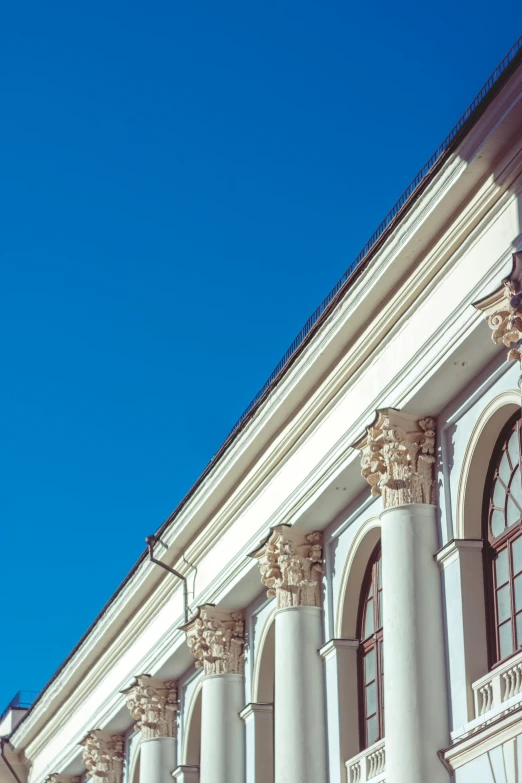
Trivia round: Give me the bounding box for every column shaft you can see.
[200,673,245,783]
[381,503,449,783]
[274,606,327,783]
[139,736,176,783]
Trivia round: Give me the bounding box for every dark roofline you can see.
[13,35,522,739]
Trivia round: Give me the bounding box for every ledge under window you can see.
[345,738,385,783]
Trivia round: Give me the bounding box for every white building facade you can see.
[3,38,522,783]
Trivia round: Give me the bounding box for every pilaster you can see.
[473,251,522,366]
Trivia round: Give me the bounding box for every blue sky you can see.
[1,1,520,710]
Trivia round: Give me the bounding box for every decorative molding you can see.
[473,252,522,366]
[80,731,124,783]
[354,409,436,508]
[239,702,273,722]
[249,525,323,609]
[435,538,483,569]
[319,638,359,662]
[122,675,178,739]
[181,605,245,676]
[173,766,200,783]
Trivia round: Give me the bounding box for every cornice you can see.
[13,102,522,758]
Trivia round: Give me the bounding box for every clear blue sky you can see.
[1,1,520,710]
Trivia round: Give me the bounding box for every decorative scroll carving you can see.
[181,605,245,676]
[45,777,81,783]
[80,731,124,783]
[354,409,436,508]
[473,252,522,366]
[123,675,178,739]
[250,525,323,609]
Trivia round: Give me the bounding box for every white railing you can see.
[346,738,386,783]
[472,650,522,717]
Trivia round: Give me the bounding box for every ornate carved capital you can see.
[181,605,245,676]
[250,525,323,609]
[122,675,178,739]
[45,777,81,783]
[473,252,522,366]
[80,731,124,783]
[355,409,436,508]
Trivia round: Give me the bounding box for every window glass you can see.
[486,412,522,665]
[358,544,383,750]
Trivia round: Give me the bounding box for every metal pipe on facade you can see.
[0,739,23,783]
[145,535,189,624]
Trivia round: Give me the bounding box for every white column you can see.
[182,605,246,783]
[251,525,327,783]
[356,410,449,783]
[240,702,274,783]
[381,503,449,783]
[200,674,244,783]
[275,606,327,783]
[123,676,178,783]
[173,766,200,783]
[140,737,177,783]
[320,639,359,782]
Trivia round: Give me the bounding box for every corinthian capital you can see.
[181,605,245,676]
[122,675,178,739]
[473,252,522,366]
[80,731,124,783]
[250,525,323,609]
[355,409,436,508]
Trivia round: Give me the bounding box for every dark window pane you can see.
[499,452,512,484]
[377,558,382,588]
[364,648,376,685]
[494,477,507,509]
[496,549,509,586]
[377,592,383,630]
[364,599,374,638]
[491,509,505,538]
[366,715,378,747]
[507,496,520,527]
[499,620,514,660]
[511,469,522,510]
[497,584,512,623]
[515,575,522,613]
[516,613,522,648]
[365,682,377,717]
[513,537,522,576]
[508,431,519,470]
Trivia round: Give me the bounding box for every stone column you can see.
[240,702,274,783]
[182,605,245,783]
[80,731,124,783]
[251,526,328,783]
[123,675,178,783]
[357,409,449,783]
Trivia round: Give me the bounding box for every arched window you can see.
[357,542,384,749]
[484,410,522,665]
